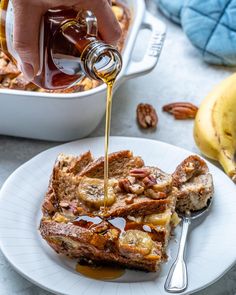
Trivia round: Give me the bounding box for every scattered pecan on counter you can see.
[136,103,158,129]
[162,102,198,119]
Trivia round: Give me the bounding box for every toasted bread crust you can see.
[42,151,93,216]
[172,155,208,187]
[56,151,93,174]
[40,220,161,272]
[106,196,171,218]
[79,150,144,178]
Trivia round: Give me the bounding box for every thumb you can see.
[12,1,43,80]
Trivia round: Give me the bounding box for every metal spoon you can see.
[164,198,213,293]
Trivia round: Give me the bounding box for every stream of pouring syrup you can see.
[94,51,121,211]
[103,80,114,209]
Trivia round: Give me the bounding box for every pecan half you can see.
[129,168,151,178]
[137,103,158,128]
[162,102,198,119]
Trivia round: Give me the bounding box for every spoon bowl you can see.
[177,197,213,220]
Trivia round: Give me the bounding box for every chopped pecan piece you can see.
[9,73,38,91]
[129,168,151,178]
[42,199,55,213]
[125,194,136,204]
[118,178,131,193]
[59,201,70,208]
[163,102,198,119]
[137,103,158,129]
[143,175,157,188]
[73,206,84,215]
[119,178,144,195]
[145,189,167,199]
[127,176,136,184]
[1,76,11,88]
[0,58,8,69]
[0,62,20,79]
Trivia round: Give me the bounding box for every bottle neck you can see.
[81,41,122,83]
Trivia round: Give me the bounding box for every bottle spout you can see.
[93,49,122,83]
[82,42,122,83]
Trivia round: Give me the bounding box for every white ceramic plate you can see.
[0,137,236,295]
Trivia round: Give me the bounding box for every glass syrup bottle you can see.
[0,0,122,89]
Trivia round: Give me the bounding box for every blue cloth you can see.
[156,0,236,66]
[156,0,183,24]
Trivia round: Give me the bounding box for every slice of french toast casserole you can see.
[39,151,213,272]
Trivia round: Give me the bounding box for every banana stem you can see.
[232,175,236,184]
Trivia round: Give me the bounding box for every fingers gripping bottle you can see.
[0,0,122,89]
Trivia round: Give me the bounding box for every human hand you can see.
[12,0,121,80]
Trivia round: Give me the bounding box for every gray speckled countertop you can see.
[0,1,236,294]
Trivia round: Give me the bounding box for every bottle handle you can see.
[77,10,98,37]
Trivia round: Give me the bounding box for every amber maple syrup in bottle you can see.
[0,1,122,90]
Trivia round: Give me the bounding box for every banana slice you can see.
[52,213,69,223]
[119,230,154,256]
[171,212,181,227]
[78,177,116,209]
[144,209,172,226]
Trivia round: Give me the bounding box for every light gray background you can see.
[0,1,235,294]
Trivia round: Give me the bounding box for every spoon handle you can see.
[164,217,191,293]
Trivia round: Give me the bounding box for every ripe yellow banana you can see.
[194,73,236,183]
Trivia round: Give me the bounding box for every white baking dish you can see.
[0,0,166,141]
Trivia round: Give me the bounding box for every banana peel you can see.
[194,73,236,183]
